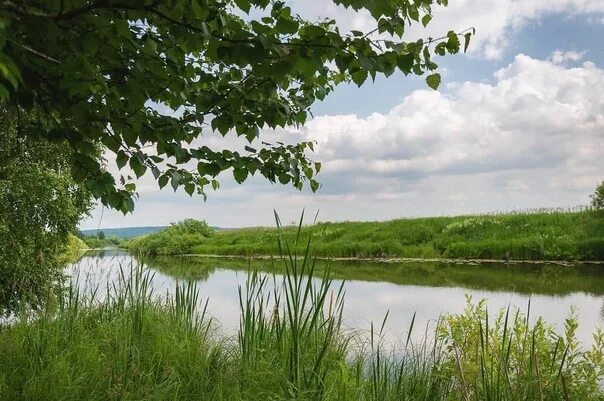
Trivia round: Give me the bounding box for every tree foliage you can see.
[0,0,471,213]
[591,181,604,212]
[0,107,92,314]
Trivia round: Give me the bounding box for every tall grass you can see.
[2,221,604,400]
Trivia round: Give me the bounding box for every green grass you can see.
[124,209,604,261]
[2,229,604,401]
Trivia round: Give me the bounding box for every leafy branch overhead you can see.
[0,0,472,213]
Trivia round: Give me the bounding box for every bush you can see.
[125,219,214,255]
[591,181,604,212]
[437,297,604,400]
[164,218,214,236]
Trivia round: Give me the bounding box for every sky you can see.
[81,0,604,230]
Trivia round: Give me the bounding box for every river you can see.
[69,249,604,346]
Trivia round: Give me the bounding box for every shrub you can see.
[590,181,604,212]
[437,297,604,400]
[125,219,214,255]
[164,218,214,237]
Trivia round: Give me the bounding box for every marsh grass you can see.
[2,216,604,400]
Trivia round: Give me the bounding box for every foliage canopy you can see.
[0,108,92,313]
[0,0,470,212]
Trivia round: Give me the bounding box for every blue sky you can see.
[81,1,604,229]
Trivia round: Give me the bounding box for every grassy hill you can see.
[124,209,604,261]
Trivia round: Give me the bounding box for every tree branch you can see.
[8,40,60,64]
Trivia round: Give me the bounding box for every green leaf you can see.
[310,179,320,192]
[446,31,460,53]
[396,53,414,74]
[116,151,128,169]
[408,6,419,21]
[198,162,221,177]
[211,116,231,135]
[184,183,195,196]
[464,32,472,53]
[122,197,135,214]
[426,73,441,90]
[170,174,180,191]
[435,42,447,56]
[158,175,169,189]
[129,157,147,178]
[276,17,299,34]
[278,174,290,184]
[351,70,368,86]
[234,0,251,12]
[0,83,9,99]
[233,167,248,184]
[421,14,432,27]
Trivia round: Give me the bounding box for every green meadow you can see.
[124,209,604,261]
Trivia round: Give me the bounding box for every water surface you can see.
[69,250,604,346]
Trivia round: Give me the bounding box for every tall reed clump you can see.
[1,217,603,400]
[238,211,348,399]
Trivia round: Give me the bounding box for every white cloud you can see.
[81,53,604,229]
[549,49,587,64]
[299,54,602,185]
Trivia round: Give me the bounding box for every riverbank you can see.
[182,253,604,265]
[124,209,604,261]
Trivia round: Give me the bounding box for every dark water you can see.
[69,249,604,346]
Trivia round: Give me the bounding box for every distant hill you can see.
[80,225,228,239]
[80,226,166,239]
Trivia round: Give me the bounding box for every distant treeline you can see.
[79,226,166,239]
[123,208,604,261]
